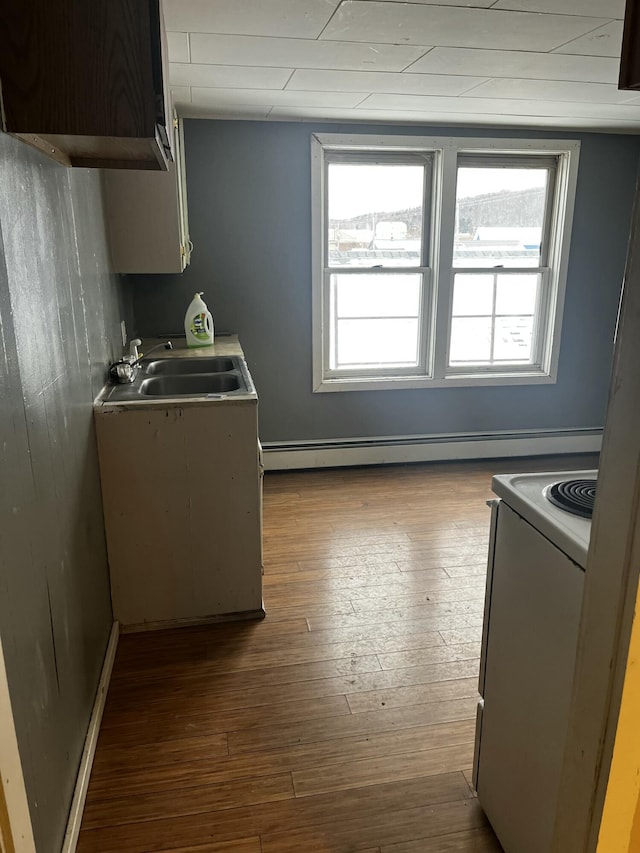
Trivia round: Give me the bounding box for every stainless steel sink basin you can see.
[140,374,241,396]
[103,352,255,403]
[144,356,236,375]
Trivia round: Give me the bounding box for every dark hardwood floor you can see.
[77,454,597,852]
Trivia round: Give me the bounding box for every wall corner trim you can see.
[0,635,37,853]
[261,428,603,471]
[62,622,119,853]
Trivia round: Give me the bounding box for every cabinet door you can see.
[478,499,499,697]
[95,400,262,626]
[472,498,499,791]
[475,502,584,853]
[258,440,265,573]
[619,0,640,90]
[103,118,191,273]
[0,0,170,170]
[174,117,192,268]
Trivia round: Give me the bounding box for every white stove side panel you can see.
[475,501,584,853]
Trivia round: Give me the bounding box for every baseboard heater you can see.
[261,428,603,471]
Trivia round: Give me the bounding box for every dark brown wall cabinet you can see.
[619,0,640,90]
[0,0,172,170]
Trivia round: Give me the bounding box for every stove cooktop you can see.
[491,470,596,569]
[546,478,597,518]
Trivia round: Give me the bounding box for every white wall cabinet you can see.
[103,117,192,274]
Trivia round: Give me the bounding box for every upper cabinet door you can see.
[619,0,640,90]
[0,0,172,170]
[103,118,192,273]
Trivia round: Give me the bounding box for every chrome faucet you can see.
[110,340,173,384]
[129,340,173,367]
[129,338,142,362]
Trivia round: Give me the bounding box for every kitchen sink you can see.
[144,356,236,375]
[103,352,255,402]
[140,374,241,396]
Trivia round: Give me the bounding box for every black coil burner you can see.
[547,479,597,518]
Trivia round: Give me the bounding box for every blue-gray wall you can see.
[132,120,640,443]
[0,133,129,852]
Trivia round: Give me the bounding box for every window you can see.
[311,135,580,392]
[325,155,432,377]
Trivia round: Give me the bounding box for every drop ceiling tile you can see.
[512,115,640,130]
[467,78,634,104]
[190,87,368,109]
[320,2,609,52]
[492,0,624,17]
[406,47,619,84]
[268,106,365,122]
[164,0,340,39]
[167,31,190,63]
[170,86,191,107]
[170,63,292,90]
[359,92,640,121]
[286,69,486,96]
[552,20,623,56]
[368,0,496,5]
[179,104,273,120]
[266,105,640,132]
[266,105,484,123]
[188,33,428,72]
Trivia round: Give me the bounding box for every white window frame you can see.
[311,133,580,393]
[322,148,434,381]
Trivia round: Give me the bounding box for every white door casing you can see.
[553,181,640,851]
[0,634,36,852]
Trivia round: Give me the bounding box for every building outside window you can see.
[311,134,580,392]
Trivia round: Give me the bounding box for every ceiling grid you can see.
[164,0,637,131]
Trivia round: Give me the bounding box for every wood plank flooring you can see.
[77,455,597,852]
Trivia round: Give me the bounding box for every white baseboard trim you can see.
[262,429,602,471]
[62,621,119,853]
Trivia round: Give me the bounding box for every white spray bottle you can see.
[184,292,214,347]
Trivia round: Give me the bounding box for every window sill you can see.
[313,370,557,393]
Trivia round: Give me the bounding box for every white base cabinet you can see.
[94,398,263,630]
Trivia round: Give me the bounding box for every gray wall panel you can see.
[131,120,640,443]
[0,133,131,852]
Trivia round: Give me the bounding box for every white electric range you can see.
[473,469,597,853]
[492,469,595,568]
